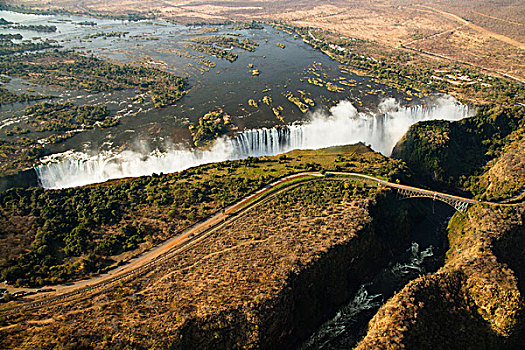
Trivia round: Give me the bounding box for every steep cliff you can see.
[356,204,525,350]
[392,105,525,199]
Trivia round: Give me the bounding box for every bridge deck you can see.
[326,172,477,213]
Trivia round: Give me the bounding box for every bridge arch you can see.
[395,188,471,213]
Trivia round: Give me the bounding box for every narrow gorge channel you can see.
[300,199,454,349]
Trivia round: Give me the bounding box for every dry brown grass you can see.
[8,0,524,80]
[0,180,388,349]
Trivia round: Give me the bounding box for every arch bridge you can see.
[395,187,473,213]
[326,172,478,214]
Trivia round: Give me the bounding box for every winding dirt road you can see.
[0,171,480,315]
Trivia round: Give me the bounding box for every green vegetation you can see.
[392,105,525,200]
[188,43,238,62]
[0,39,58,56]
[0,87,51,105]
[0,18,13,25]
[24,101,113,132]
[284,91,310,113]
[199,58,216,68]
[307,77,324,87]
[325,81,344,93]
[0,51,187,107]
[5,24,57,32]
[189,110,231,146]
[0,33,22,40]
[0,102,115,175]
[191,35,259,52]
[77,21,97,26]
[0,145,408,287]
[0,137,46,176]
[82,31,128,39]
[232,21,264,30]
[262,95,272,105]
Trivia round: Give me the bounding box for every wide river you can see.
[0,10,473,189]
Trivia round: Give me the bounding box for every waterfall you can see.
[35,96,474,189]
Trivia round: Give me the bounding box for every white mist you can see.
[36,96,474,189]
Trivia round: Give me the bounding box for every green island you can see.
[187,42,238,62]
[188,110,232,146]
[191,35,259,52]
[0,34,22,40]
[23,101,113,132]
[0,39,58,56]
[262,95,272,105]
[232,21,264,30]
[199,58,216,68]
[82,31,129,39]
[4,24,57,32]
[0,87,51,105]
[76,21,97,26]
[325,81,345,93]
[272,105,284,122]
[284,91,310,113]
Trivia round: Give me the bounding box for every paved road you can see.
[0,171,478,315]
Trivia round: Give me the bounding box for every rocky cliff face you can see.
[391,105,525,199]
[356,204,525,350]
[0,180,416,349]
[354,104,525,349]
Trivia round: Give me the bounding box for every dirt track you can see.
[417,5,525,50]
[1,171,485,316]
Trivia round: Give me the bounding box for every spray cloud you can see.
[36,96,473,189]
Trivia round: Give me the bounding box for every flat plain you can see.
[8,0,525,80]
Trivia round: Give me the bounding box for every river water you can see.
[0,10,475,189]
[301,199,454,349]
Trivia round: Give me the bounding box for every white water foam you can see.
[301,242,435,350]
[36,96,474,189]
